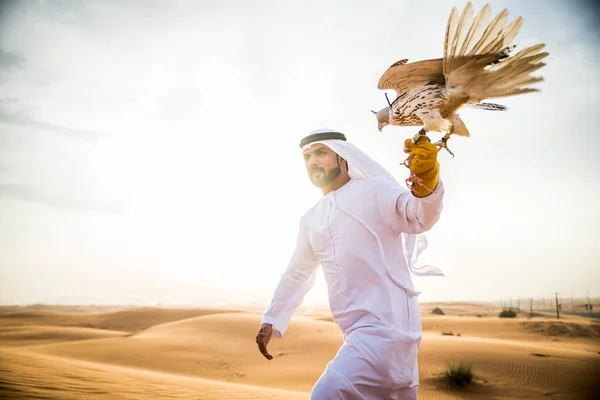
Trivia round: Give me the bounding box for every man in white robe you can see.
[255,129,444,399]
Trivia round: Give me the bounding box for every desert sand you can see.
[0,304,598,399]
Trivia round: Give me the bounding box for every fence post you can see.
[530,298,533,317]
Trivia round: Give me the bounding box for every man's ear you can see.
[338,156,349,172]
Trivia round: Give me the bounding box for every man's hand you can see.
[255,323,273,360]
[404,136,440,197]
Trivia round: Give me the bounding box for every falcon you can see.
[372,2,548,156]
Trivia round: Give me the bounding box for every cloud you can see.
[0,48,24,71]
[0,48,25,83]
[0,183,126,213]
[0,100,109,141]
[579,0,600,30]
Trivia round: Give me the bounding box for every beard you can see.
[310,166,342,188]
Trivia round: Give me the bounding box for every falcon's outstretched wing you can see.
[377,58,445,98]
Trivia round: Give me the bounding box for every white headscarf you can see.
[302,137,391,181]
[301,129,444,288]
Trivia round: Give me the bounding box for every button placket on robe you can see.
[326,194,340,274]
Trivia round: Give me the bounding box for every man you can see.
[255,128,444,399]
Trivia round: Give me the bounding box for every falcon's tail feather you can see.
[465,102,507,111]
[450,114,470,137]
[443,2,548,102]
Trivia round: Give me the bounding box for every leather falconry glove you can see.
[403,135,440,198]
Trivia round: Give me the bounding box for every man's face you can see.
[302,144,343,188]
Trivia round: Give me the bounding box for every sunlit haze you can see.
[1,0,599,308]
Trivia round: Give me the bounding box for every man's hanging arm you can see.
[260,215,320,338]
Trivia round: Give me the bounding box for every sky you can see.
[0,0,599,308]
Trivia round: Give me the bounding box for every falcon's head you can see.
[371,108,389,132]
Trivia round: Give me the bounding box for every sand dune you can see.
[0,325,128,347]
[0,307,241,332]
[26,312,342,392]
[422,315,600,342]
[0,348,306,400]
[1,305,599,399]
[418,333,600,398]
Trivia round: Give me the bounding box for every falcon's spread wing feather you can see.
[442,3,546,102]
[377,58,444,96]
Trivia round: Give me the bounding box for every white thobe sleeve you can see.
[376,176,445,235]
[261,215,319,338]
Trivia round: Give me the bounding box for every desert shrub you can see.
[444,363,473,387]
[499,308,517,318]
[432,307,445,315]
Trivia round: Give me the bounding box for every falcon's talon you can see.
[435,137,455,158]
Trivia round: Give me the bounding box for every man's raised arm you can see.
[376,137,445,235]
